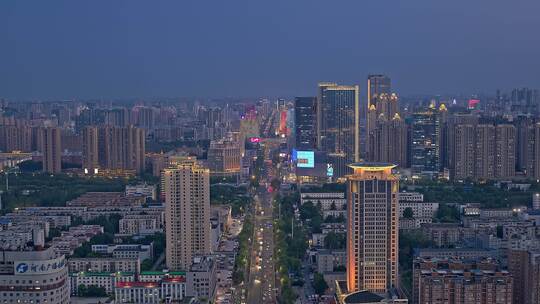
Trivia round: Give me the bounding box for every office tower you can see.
[40,127,62,174]
[317,83,360,178]
[163,159,210,271]
[411,105,440,178]
[207,139,241,176]
[414,257,513,304]
[98,125,146,173]
[346,162,399,294]
[294,97,317,150]
[82,126,99,173]
[508,249,540,304]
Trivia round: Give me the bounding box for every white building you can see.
[300,192,346,211]
[70,271,135,295]
[118,214,162,236]
[68,257,140,274]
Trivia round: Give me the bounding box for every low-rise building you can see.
[300,192,346,211]
[315,250,346,273]
[68,257,140,274]
[115,273,186,303]
[91,243,154,261]
[118,214,162,236]
[125,183,157,201]
[70,271,135,295]
[186,256,217,300]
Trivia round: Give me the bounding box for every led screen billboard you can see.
[296,151,315,168]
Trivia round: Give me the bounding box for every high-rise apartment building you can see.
[163,159,210,271]
[367,75,392,112]
[366,75,392,161]
[527,123,540,180]
[40,127,62,174]
[370,114,408,167]
[411,106,441,178]
[317,83,360,178]
[82,126,99,173]
[452,123,516,180]
[97,125,146,173]
[508,249,540,304]
[346,162,399,294]
[294,97,317,150]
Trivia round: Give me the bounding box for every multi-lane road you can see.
[246,187,276,304]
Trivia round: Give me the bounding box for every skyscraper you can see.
[317,83,360,178]
[411,105,441,178]
[163,158,210,271]
[294,97,317,150]
[367,75,392,111]
[366,75,392,159]
[370,114,408,167]
[367,92,407,166]
[40,127,62,174]
[346,162,399,294]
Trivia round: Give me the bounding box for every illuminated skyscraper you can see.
[317,83,360,178]
[411,106,441,178]
[294,97,317,150]
[367,75,392,111]
[163,158,210,271]
[346,162,399,294]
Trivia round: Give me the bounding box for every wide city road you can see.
[246,186,276,304]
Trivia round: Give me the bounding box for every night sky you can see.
[1,0,539,99]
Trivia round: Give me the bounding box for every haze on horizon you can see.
[1,0,539,100]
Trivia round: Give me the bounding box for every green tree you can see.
[312,273,328,295]
[323,232,346,250]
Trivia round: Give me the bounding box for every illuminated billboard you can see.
[296,151,315,168]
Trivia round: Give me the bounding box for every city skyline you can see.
[1,0,540,99]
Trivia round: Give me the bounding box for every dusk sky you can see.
[1,0,539,99]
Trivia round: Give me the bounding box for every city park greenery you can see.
[0,161,160,213]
